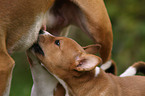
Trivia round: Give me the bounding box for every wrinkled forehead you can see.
[63,37,85,52]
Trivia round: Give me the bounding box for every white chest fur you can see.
[8,13,44,53]
[31,63,58,96]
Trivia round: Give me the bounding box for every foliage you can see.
[105,0,145,73]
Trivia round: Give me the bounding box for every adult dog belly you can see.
[6,13,44,54]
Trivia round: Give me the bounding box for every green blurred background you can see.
[10,0,145,96]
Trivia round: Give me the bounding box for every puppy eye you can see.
[55,40,60,46]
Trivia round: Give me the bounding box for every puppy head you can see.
[30,30,102,79]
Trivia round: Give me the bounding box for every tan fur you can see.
[72,0,113,63]
[31,33,145,96]
[83,45,117,75]
[46,0,113,63]
[0,0,112,95]
[0,0,54,95]
[54,83,65,96]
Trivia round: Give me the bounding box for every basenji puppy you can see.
[26,31,116,96]
[0,0,112,95]
[29,31,145,96]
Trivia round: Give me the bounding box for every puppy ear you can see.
[83,44,101,54]
[74,54,102,71]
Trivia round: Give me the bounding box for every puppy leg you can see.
[0,33,15,96]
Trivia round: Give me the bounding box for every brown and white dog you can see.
[1,0,112,95]
[27,31,116,96]
[0,0,112,95]
[29,31,145,96]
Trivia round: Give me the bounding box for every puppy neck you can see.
[55,67,108,96]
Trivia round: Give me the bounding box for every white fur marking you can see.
[29,52,58,96]
[53,75,69,96]
[43,30,54,37]
[120,66,136,77]
[101,60,112,71]
[3,70,13,96]
[95,67,100,77]
[31,63,58,96]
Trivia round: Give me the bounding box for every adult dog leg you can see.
[72,0,113,63]
[47,0,113,63]
[0,33,15,96]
